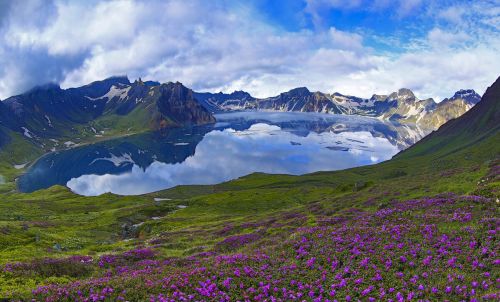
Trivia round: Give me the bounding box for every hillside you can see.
[0,77,498,300]
[396,76,500,159]
[0,78,214,184]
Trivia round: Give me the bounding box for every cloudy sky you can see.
[0,0,498,101]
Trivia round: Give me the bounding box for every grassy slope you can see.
[0,78,498,297]
[0,129,45,192]
[89,101,174,136]
[0,126,497,297]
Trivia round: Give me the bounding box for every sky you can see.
[0,0,499,101]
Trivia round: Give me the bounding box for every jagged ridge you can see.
[395,76,500,159]
[195,86,482,131]
[0,77,215,151]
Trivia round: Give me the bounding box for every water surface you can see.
[19,112,424,195]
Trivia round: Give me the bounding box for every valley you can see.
[0,77,483,194]
[19,111,410,195]
[0,1,498,301]
[0,76,498,300]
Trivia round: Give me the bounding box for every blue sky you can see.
[0,0,498,101]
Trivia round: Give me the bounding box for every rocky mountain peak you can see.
[398,88,414,95]
[156,81,215,126]
[26,83,62,94]
[369,94,388,102]
[284,87,310,97]
[159,82,191,96]
[229,90,253,99]
[443,89,481,105]
[390,88,416,100]
[135,78,144,85]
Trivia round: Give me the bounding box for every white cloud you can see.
[349,44,500,99]
[426,28,471,48]
[328,27,364,50]
[0,0,498,102]
[397,0,422,17]
[438,5,467,24]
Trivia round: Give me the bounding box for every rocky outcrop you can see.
[155,82,215,128]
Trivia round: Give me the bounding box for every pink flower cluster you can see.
[19,194,500,301]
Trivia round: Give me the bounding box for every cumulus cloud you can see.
[67,123,398,195]
[426,28,470,48]
[0,0,498,101]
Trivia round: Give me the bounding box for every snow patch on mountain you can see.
[14,162,29,169]
[86,85,131,102]
[45,115,53,127]
[21,127,34,139]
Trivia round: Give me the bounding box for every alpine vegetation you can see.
[0,1,498,301]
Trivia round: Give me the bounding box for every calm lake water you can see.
[18,111,425,196]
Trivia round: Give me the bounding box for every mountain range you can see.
[0,76,481,167]
[396,76,500,159]
[194,87,480,130]
[0,77,214,164]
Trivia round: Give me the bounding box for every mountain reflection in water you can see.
[19,111,428,195]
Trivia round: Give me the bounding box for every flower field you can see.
[4,193,497,301]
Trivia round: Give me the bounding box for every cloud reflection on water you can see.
[67,123,398,196]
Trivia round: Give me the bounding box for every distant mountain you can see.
[396,77,499,159]
[194,90,255,112]
[0,76,484,166]
[195,87,481,130]
[254,87,346,114]
[0,77,215,158]
[442,89,481,105]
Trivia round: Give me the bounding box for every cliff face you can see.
[155,82,216,128]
